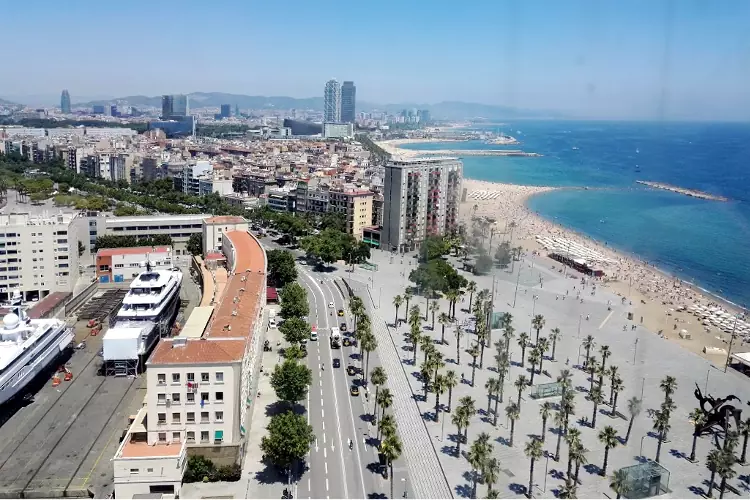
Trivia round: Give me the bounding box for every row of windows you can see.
[157,410,224,424]
[157,371,223,384]
[157,390,224,404]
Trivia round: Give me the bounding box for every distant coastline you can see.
[376,139,541,158]
[636,181,728,202]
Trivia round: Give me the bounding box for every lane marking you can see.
[323,433,326,444]
[322,408,325,418]
[326,478,329,491]
[599,309,615,329]
[322,420,325,431]
[324,447,327,458]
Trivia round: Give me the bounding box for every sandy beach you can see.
[459,177,746,364]
[378,138,463,158]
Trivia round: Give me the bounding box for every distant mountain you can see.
[0,97,20,107]
[73,92,559,120]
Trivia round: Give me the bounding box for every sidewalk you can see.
[349,279,453,499]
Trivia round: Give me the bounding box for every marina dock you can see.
[636,181,728,202]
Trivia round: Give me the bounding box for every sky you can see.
[3,0,750,120]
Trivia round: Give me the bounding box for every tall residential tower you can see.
[340,81,356,123]
[324,79,341,123]
[382,157,463,253]
[60,90,71,114]
[161,94,189,119]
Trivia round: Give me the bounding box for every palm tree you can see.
[706,448,721,498]
[420,362,432,399]
[598,425,619,476]
[586,357,598,392]
[483,457,501,497]
[434,374,448,422]
[506,402,520,446]
[468,344,480,386]
[459,396,478,446]
[590,385,604,428]
[718,446,737,499]
[652,408,671,463]
[562,391,576,436]
[565,427,582,480]
[558,369,573,396]
[572,444,589,486]
[610,377,624,417]
[528,347,541,386]
[377,388,393,422]
[430,347,445,384]
[607,365,620,404]
[689,408,707,462]
[625,397,642,444]
[392,295,403,326]
[371,367,387,421]
[599,345,611,383]
[381,432,403,499]
[421,335,434,366]
[438,312,451,345]
[582,335,595,368]
[503,324,515,353]
[549,328,561,361]
[452,407,469,457]
[467,280,477,312]
[559,480,577,499]
[524,437,543,498]
[429,301,440,330]
[485,377,498,415]
[540,402,553,443]
[610,469,628,499]
[660,375,677,400]
[454,324,464,364]
[404,289,413,318]
[554,409,566,461]
[445,289,459,319]
[517,332,529,367]
[514,374,528,408]
[477,329,488,369]
[537,337,550,374]
[360,331,377,384]
[378,413,396,441]
[408,324,421,365]
[468,433,492,499]
[445,370,459,412]
[531,314,545,344]
[408,304,421,329]
[494,351,510,405]
[739,416,750,463]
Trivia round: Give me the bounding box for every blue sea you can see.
[400,121,750,307]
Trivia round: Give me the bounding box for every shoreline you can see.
[461,177,746,363]
[377,139,540,158]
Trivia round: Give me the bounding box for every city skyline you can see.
[1,0,750,121]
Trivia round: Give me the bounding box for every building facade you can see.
[323,122,354,139]
[202,216,249,256]
[60,90,71,114]
[161,94,189,120]
[0,212,84,302]
[382,157,463,252]
[341,81,356,123]
[95,246,173,283]
[87,214,209,255]
[328,187,373,240]
[323,79,341,123]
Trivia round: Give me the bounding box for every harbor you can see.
[636,180,728,202]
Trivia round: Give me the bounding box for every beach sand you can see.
[460,177,745,365]
[378,139,459,158]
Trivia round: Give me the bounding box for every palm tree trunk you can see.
[592,403,598,428]
[432,311,436,330]
[741,431,749,463]
[567,452,574,480]
[529,365,536,386]
[539,356,544,376]
[448,388,454,412]
[395,306,400,326]
[719,476,726,499]
[480,342,486,368]
[472,469,478,499]
[551,340,557,361]
[441,324,446,344]
[435,393,441,422]
[625,416,635,444]
[390,463,395,499]
[555,429,563,461]
[707,470,716,498]
[527,459,536,499]
[541,417,547,442]
[689,431,698,461]
[611,392,619,418]
[365,351,371,384]
[655,430,664,463]
[498,375,505,403]
[374,387,380,421]
[535,328,540,344]
[471,361,477,387]
[510,420,515,447]
[584,347,591,368]
[456,342,461,365]
[574,460,582,485]
[487,394,493,415]
[494,395,500,426]
[413,343,418,364]
[456,425,462,456]
[521,347,526,367]
[469,293,473,313]
[517,389,523,408]
[601,447,609,476]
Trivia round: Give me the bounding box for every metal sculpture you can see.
[693,383,742,437]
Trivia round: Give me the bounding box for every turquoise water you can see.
[401,121,750,306]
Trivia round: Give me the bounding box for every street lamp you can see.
[402,478,408,498]
[639,434,647,456]
[577,314,582,339]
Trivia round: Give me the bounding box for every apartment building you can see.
[382,157,463,253]
[0,212,84,302]
[176,160,212,196]
[86,214,209,255]
[95,246,173,283]
[113,230,266,499]
[328,186,373,240]
[202,216,248,256]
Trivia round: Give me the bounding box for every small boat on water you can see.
[572,146,579,150]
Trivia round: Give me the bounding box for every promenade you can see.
[331,248,750,499]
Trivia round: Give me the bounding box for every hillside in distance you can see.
[74,92,558,120]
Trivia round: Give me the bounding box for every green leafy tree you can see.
[494,242,512,267]
[267,249,298,287]
[270,360,312,403]
[279,283,309,319]
[260,410,315,473]
[474,254,494,275]
[279,317,310,345]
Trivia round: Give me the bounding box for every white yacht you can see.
[102,262,183,372]
[0,292,74,405]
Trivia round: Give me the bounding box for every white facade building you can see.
[323,122,354,139]
[202,216,249,256]
[87,213,209,255]
[0,212,84,302]
[180,160,213,196]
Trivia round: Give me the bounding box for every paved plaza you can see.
[332,248,750,498]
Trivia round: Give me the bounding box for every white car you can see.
[328,302,335,308]
[310,329,318,341]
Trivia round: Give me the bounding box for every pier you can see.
[636,181,728,202]
[420,149,542,157]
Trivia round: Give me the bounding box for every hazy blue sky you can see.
[3,0,750,120]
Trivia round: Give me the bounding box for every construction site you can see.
[0,274,200,498]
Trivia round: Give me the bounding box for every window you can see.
[186,412,195,423]
[158,432,167,442]
[200,431,209,443]
[215,411,224,422]
[172,393,181,404]
[201,392,209,403]
[172,432,181,443]
[214,430,224,444]
[130,468,139,474]
[215,391,224,402]
[201,411,209,423]
[172,373,180,384]
[215,372,224,383]
[186,431,195,442]
[172,413,180,424]
[201,372,209,383]
[157,413,166,424]
[157,374,166,385]
[186,392,195,403]
[147,468,154,473]
[187,372,195,382]
[157,393,166,404]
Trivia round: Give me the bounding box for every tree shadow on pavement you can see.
[265,401,304,418]
[454,482,474,498]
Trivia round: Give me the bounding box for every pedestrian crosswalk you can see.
[349,279,454,499]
